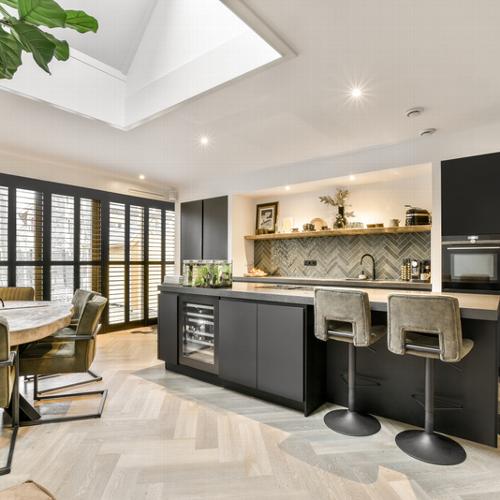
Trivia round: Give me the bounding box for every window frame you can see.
[0,172,175,331]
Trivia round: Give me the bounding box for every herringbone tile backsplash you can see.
[254,232,431,279]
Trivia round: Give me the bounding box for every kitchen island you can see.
[158,283,500,447]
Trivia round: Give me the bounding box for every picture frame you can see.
[255,202,279,234]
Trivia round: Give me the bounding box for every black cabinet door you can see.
[181,200,203,261]
[202,196,228,260]
[442,153,500,235]
[219,299,257,388]
[158,293,178,366]
[257,304,304,402]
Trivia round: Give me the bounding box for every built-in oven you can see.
[178,295,218,374]
[442,235,500,293]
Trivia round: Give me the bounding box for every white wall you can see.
[252,169,432,231]
[0,147,173,200]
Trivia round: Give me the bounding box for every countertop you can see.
[159,283,500,321]
[233,275,431,290]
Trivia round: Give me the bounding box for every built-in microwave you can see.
[442,235,500,293]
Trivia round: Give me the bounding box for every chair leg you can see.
[35,370,103,396]
[0,354,19,476]
[395,358,467,465]
[20,388,108,427]
[324,343,381,436]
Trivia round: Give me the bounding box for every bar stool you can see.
[315,288,386,436]
[387,294,473,465]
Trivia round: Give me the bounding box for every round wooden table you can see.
[0,301,73,423]
[0,301,73,346]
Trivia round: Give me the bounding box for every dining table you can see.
[0,300,73,423]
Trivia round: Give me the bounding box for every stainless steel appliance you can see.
[178,296,218,373]
[442,235,500,293]
[405,206,431,226]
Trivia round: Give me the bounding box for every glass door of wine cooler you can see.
[179,298,218,374]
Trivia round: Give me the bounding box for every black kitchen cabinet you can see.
[442,152,500,236]
[257,304,304,402]
[219,299,257,388]
[180,196,228,262]
[158,292,178,366]
[203,196,228,260]
[181,200,203,260]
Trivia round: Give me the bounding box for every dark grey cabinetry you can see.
[158,292,178,366]
[218,299,304,403]
[181,200,203,260]
[257,304,304,402]
[181,196,228,262]
[442,152,500,236]
[219,300,257,388]
[202,196,228,260]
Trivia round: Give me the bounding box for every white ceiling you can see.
[54,0,159,74]
[2,0,500,192]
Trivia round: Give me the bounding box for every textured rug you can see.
[0,480,56,499]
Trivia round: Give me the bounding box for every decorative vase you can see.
[334,206,347,228]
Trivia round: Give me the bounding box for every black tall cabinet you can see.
[442,152,500,236]
[181,196,228,262]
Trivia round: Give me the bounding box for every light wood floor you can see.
[0,330,499,499]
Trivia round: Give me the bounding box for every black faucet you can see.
[360,253,376,280]
[0,298,4,308]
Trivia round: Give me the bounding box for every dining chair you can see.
[0,318,19,476]
[35,289,103,395]
[0,287,34,303]
[19,295,108,425]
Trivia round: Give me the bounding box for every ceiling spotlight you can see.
[350,87,363,98]
[200,135,209,146]
[349,174,356,181]
[139,174,145,180]
[285,185,291,191]
[419,128,437,137]
[406,107,424,118]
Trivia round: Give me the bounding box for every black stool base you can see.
[396,430,466,465]
[324,409,381,436]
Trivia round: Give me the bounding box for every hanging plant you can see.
[0,0,98,79]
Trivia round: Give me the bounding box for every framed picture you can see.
[256,202,279,233]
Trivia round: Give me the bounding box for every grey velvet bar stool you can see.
[387,294,473,465]
[315,288,386,436]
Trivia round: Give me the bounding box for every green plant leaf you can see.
[18,0,66,28]
[11,21,55,73]
[64,10,98,33]
[42,31,68,60]
[0,27,22,78]
[0,0,18,8]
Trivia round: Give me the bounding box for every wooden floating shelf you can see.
[245,225,432,241]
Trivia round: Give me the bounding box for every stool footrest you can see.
[341,372,381,387]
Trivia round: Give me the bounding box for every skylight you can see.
[0,0,286,130]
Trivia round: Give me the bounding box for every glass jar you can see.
[182,260,194,286]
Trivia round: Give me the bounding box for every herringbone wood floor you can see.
[0,330,499,499]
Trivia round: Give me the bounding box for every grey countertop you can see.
[233,275,431,290]
[159,282,500,321]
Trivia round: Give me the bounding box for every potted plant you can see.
[319,188,355,228]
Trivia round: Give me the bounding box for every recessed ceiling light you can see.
[350,87,363,98]
[285,185,291,191]
[419,128,437,137]
[200,135,210,146]
[406,107,424,118]
[139,174,145,180]
[349,175,356,181]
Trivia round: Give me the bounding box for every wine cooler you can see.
[178,296,218,374]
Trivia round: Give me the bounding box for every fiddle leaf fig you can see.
[11,21,55,73]
[0,27,22,78]
[0,0,97,78]
[18,0,66,28]
[64,10,98,33]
